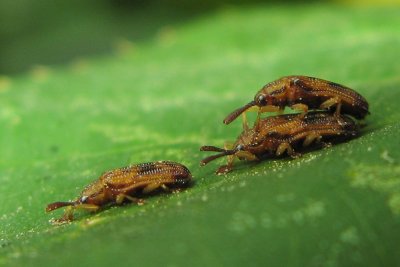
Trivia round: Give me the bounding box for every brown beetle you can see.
[46,161,192,223]
[223,76,369,124]
[202,111,358,174]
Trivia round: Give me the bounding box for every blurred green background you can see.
[1,1,400,267]
[0,0,310,75]
[0,0,396,75]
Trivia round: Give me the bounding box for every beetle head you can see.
[79,181,105,206]
[255,77,288,106]
[255,88,286,107]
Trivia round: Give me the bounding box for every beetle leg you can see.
[52,204,100,224]
[52,206,75,224]
[254,105,280,130]
[213,149,235,175]
[320,97,341,115]
[291,103,308,118]
[142,183,163,194]
[115,194,144,205]
[160,184,182,194]
[143,183,160,194]
[335,102,342,116]
[161,184,170,191]
[73,203,100,211]
[246,106,260,112]
[303,133,321,147]
[259,105,282,113]
[63,207,75,221]
[216,164,233,175]
[321,141,332,148]
[216,154,235,175]
[255,111,261,130]
[276,142,289,156]
[236,151,258,161]
[141,183,179,194]
[216,150,259,175]
[242,112,249,132]
[256,105,283,129]
[288,148,301,158]
[276,142,301,158]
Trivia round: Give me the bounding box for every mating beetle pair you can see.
[200,75,369,174]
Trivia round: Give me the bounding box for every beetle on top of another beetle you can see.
[201,75,369,174]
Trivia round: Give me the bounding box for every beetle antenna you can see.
[200,147,237,166]
[200,145,226,152]
[46,201,75,212]
[200,153,228,166]
[223,100,255,125]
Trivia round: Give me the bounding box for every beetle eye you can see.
[257,94,266,105]
[236,144,244,151]
[80,196,88,203]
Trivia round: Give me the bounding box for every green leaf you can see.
[1,5,400,267]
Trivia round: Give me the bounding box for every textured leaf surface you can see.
[1,5,400,267]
